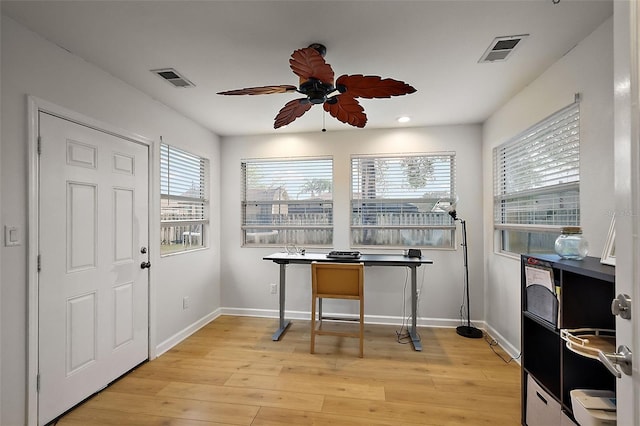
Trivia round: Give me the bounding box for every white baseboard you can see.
[220,306,479,329]
[484,323,521,365]
[221,307,309,321]
[154,307,509,358]
[154,308,222,357]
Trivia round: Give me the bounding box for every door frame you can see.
[614,1,640,423]
[26,96,157,426]
[629,1,640,422]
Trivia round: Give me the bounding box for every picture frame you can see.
[601,215,616,266]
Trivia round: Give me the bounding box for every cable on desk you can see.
[395,267,411,343]
[395,266,422,344]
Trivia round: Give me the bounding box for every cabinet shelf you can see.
[521,255,615,426]
[523,310,558,332]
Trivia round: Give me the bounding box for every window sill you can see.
[160,246,209,258]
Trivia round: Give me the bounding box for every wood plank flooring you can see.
[56,315,521,425]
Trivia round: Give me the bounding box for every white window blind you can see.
[493,100,580,254]
[351,153,456,248]
[242,157,333,246]
[160,143,209,254]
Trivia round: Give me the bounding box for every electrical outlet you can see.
[183,296,189,309]
[4,225,20,247]
[270,283,278,294]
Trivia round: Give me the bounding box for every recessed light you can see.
[397,116,411,123]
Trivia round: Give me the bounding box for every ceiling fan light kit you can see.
[217,43,416,129]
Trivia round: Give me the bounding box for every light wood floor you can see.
[56,315,521,425]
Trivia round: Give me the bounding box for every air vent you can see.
[478,34,529,63]
[151,68,195,88]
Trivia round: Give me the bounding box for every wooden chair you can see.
[310,262,365,357]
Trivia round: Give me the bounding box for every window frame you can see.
[350,152,457,249]
[493,100,581,256]
[241,156,334,247]
[160,142,209,256]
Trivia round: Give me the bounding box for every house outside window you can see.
[242,157,333,246]
[351,153,456,248]
[493,100,580,255]
[160,143,209,255]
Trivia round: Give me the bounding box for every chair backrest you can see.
[311,262,364,300]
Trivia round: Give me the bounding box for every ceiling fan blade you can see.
[274,98,312,128]
[217,85,297,95]
[323,95,367,128]
[290,47,334,85]
[336,74,416,98]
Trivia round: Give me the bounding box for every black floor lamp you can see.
[449,208,483,339]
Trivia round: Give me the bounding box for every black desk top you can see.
[264,252,434,266]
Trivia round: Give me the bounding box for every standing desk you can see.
[263,252,434,351]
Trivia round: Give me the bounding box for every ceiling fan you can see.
[217,43,416,129]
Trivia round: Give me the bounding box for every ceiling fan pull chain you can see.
[322,110,327,132]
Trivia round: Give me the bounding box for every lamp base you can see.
[456,325,483,339]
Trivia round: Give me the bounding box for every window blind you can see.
[493,101,580,228]
[351,153,456,248]
[160,143,208,254]
[161,144,207,221]
[241,157,333,246]
[493,100,580,255]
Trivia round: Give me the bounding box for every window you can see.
[160,143,209,255]
[351,153,456,248]
[242,157,333,246]
[493,101,580,255]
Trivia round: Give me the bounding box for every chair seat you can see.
[310,262,365,357]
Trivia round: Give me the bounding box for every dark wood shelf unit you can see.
[521,254,615,426]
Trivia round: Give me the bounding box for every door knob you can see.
[140,261,151,269]
[611,293,632,319]
[598,345,633,378]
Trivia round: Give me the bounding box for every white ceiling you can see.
[2,0,612,137]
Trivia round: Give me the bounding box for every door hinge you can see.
[37,136,42,156]
[37,373,40,392]
[37,254,41,272]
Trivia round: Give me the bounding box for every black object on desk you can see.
[263,252,433,351]
[327,250,361,259]
[406,249,422,258]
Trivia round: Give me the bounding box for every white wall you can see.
[482,17,614,352]
[1,16,221,425]
[220,125,483,327]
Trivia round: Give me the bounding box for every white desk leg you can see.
[409,265,422,351]
[272,263,291,340]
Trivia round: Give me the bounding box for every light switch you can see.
[4,225,20,247]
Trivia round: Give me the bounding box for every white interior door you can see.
[626,2,640,423]
[613,1,639,424]
[37,112,149,425]
[631,4,640,423]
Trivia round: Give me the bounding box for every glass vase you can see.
[554,227,588,260]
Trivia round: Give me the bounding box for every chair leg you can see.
[310,296,316,354]
[359,298,364,358]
